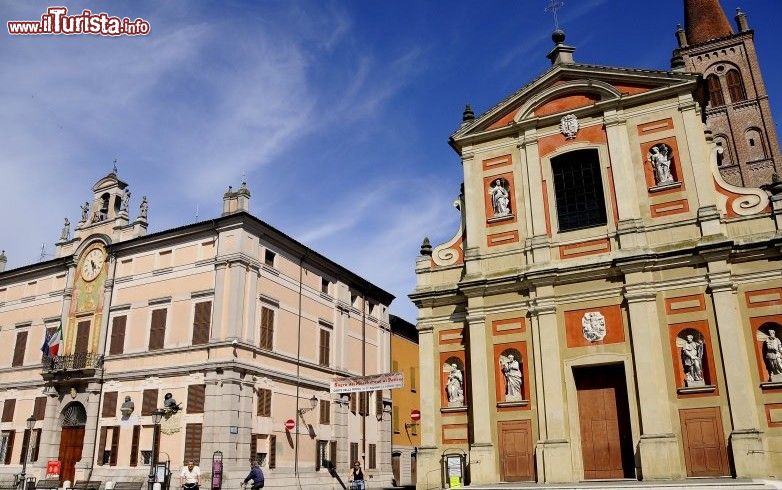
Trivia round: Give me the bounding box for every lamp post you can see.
[20,416,35,490]
[297,395,318,415]
[148,409,164,490]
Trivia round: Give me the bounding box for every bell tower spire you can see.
[683,0,733,45]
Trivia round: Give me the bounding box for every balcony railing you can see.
[42,353,104,372]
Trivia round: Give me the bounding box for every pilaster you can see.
[624,281,685,479]
[465,315,496,484]
[76,382,102,473]
[519,130,551,263]
[36,388,63,468]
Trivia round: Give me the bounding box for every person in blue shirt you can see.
[242,461,264,489]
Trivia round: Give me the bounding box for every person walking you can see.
[179,460,201,490]
[242,461,264,489]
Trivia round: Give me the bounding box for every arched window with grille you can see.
[726,69,747,103]
[706,75,725,107]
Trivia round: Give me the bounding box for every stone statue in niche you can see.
[499,351,523,401]
[581,311,606,342]
[489,179,511,217]
[445,363,464,407]
[60,218,70,242]
[80,201,90,223]
[120,396,135,417]
[648,144,675,186]
[680,334,705,387]
[763,329,782,382]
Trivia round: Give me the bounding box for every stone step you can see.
[463,479,782,490]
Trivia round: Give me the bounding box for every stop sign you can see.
[410,409,421,422]
[285,419,295,431]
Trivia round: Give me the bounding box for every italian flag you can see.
[41,323,63,358]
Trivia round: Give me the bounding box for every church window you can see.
[706,75,725,107]
[726,69,746,103]
[551,149,607,232]
[744,128,766,161]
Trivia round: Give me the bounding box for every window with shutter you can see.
[249,434,258,463]
[187,385,205,414]
[358,392,368,416]
[329,441,337,467]
[349,442,358,466]
[184,423,202,463]
[75,321,90,354]
[110,427,120,466]
[349,394,356,414]
[259,307,274,350]
[109,316,126,355]
[268,435,276,469]
[102,392,118,418]
[3,431,15,465]
[97,427,108,466]
[368,444,376,469]
[33,397,46,421]
[256,389,271,417]
[148,309,167,350]
[392,406,399,433]
[12,331,28,367]
[316,440,328,470]
[319,400,330,425]
[318,329,330,367]
[726,69,747,102]
[2,400,15,422]
[142,389,158,416]
[130,426,140,466]
[707,74,725,107]
[375,390,383,418]
[19,429,31,465]
[410,367,417,392]
[192,302,212,346]
[30,429,41,463]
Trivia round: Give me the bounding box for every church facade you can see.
[0,172,394,488]
[411,3,782,486]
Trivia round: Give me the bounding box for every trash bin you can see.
[441,451,467,488]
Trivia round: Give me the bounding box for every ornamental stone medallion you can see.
[560,114,579,139]
[582,311,606,342]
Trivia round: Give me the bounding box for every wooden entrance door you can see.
[58,426,85,483]
[680,407,730,477]
[575,364,634,479]
[498,420,535,481]
[391,453,400,485]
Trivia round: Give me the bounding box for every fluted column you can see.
[624,281,685,479]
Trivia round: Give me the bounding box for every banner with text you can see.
[330,372,404,394]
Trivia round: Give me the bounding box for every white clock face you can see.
[81,249,104,281]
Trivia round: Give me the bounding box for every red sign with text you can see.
[46,460,61,477]
[284,419,295,431]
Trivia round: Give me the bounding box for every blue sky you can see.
[1,0,780,323]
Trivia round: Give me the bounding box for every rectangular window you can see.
[358,392,369,416]
[249,434,267,466]
[392,406,399,434]
[19,428,31,465]
[98,427,108,466]
[29,429,41,463]
[375,390,383,418]
[1,430,15,465]
[148,309,167,350]
[319,329,330,367]
[130,426,140,467]
[316,439,328,470]
[102,392,118,418]
[187,385,206,414]
[257,389,272,417]
[33,397,46,421]
[551,149,607,232]
[349,442,358,467]
[259,307,274,350]
[392,360,399,373]
[110,427,120,466]
[192,301,212,346]
[109,316,126,355]
[329,441,337,467]
[350,394,356,414]
[321,278,330,295]
[368,444,376,469]
[264,250,276,267]
[268,435,276,469]
[12,330,28,367]
[141,389,158,416]
[74,320,90,354]
[410,367,417,392]
[184,423,202,463]
[2,400,15,422]
[319,400,330,425]
[41,325,56,361]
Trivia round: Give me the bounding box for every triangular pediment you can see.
[451,64,699,147]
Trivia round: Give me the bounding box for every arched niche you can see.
[756,322,782,384]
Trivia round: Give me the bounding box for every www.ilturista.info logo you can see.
[7,7,150,36]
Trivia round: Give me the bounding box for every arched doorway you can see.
[58,402,87,483]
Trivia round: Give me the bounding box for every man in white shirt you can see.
[180,460,201,490]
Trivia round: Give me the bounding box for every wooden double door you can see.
[575,364,635,480]
[680,407,730,477]
[58,426,85,483]
[498,420,535,482]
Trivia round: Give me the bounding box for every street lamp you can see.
[297,395,318,415]
[148,409,164,490]
[20,416,35,490]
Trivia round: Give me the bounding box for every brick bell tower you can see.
[672,0,782,187]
